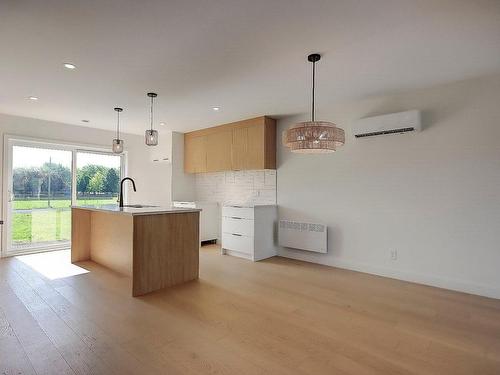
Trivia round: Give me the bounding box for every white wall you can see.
[277,74,500,299]
[0,114,172,229]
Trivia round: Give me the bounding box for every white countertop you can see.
[72,204,201,216]
[223,204,277,208]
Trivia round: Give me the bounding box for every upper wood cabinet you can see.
[184,116,276,173]
[232,122,266,170]
[206,130,232,172]
[247,122,267,169]
[231,126,248,171]
[184,135,207,173]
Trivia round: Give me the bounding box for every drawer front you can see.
[222,206,254,220]
[222,217,254,237]
[222,233,254,254]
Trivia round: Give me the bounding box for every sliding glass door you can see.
[8,145,73,252]
[3,138,124,256]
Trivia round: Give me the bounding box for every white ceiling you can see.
[1,0,500,134]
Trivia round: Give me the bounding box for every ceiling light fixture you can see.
[212,106,220,111]
[145,92,159,146]
[282,53,345,153]
[27,96,39,101]
[160,122,166,126]
[112,107,124,154]
[63,63,77,70]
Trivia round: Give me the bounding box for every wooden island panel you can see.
[71,208,91,262]
[90,212,133,277]
[71,208,200,297]
[132,212,200,296]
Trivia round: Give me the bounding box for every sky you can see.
[13,146,121,169]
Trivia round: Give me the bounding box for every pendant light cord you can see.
[150,96,154,132]
[312,60,316,122]
[116,111,120,139]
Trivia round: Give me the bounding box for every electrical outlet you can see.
[390,250,398,260]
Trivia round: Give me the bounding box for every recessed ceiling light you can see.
[160,122,166,126]
[64,63,77,70]
[27,96,39,101]
[81,119,90,123]
[212,107,220,111]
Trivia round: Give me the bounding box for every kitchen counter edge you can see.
[72,205,202,216]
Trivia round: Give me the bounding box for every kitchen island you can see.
[71,205,201,296]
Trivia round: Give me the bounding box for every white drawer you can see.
[222,217,254,237]
[222,206,254,220]
[222,233,254,254]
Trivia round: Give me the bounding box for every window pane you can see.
[76,152,121,206]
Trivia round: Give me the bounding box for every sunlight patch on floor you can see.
[16,249,89,280]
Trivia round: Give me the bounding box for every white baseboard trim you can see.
[278,251,500,300]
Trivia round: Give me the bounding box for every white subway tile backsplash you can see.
[264,170,276,186]
[224,172,235,184]
[253,171,265,187]
[195,169,276,206]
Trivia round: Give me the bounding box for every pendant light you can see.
[145,92,159,146]
[112,107,124,154]
[283,53,345,153]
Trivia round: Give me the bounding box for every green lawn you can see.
[13,210,71,244]
[14,198,117,210]
[12,198,117,245]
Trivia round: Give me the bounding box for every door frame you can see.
[1,134,127,258]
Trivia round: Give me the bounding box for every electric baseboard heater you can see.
[278,220,327,253]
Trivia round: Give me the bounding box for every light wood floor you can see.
[1,245,499,375]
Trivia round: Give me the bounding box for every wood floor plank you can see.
[1,261,118,375]
[0,247,499,375]
[0,296,36,375]
[7,258,162,375]
[202,249,500,368]
[0,279,75,375]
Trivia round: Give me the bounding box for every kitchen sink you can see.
[122,204,157,208]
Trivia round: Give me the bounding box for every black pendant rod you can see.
[147,93,158,132]
[149,96,153,131]
[308,54,321,122]
[312,60,315,122]
[114,107,123,139]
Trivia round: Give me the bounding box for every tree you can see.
[87,171,105,193]
[13,168,35,196]
[77,172,90,194]
[104,168,120,193]
[40,162,71,198]
[13,164,71,199]
[77,164,106,194]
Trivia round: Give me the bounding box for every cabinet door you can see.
[246,123,265,170]
[206,130,232,172]
[185,136,207,173]
[231,127,248,170]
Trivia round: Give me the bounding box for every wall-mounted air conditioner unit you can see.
[353,110,421,138]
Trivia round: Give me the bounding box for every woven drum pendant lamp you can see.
[283,54,345,153]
